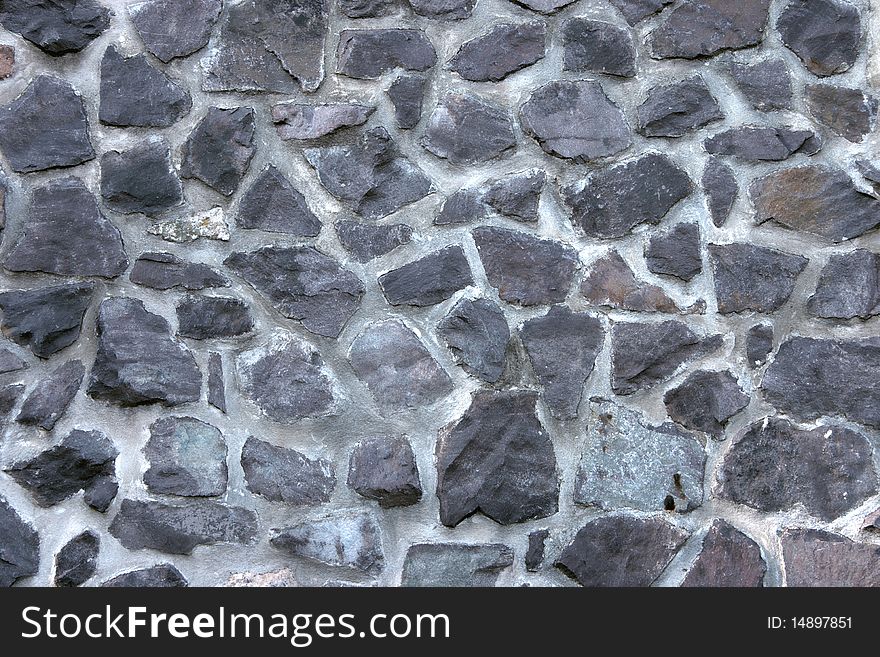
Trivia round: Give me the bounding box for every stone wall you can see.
[0,0,879,588]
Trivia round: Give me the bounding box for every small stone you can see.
[562,19,636,78]
[719,418,878,521]
[379,246,474,307]
[863,510,880,532]
[88,297,201,407]
[710,243,807,313]
[562,153,693,239]
[726,58,793,111]
[422,92,516,164]
[340,0,394,18]
[402,543,513,586]
[335,220,412,263]
[0,45,14,79]
[483,170,544,222]
[100,138,182,216]
[808,250,880,319]
[525,530,549,572]
[109,499,257,555]
[225,246,364,338]
[6,429,117,507]
[704,126,821,161]
[241,436,335,505]
[434,189,487,226]
[54,531,99,587]
[176,296,254,340]
[581,251,682,313]
[702,158,738,228]
[664,370,749,437]
[0,0,110,55]
[349,319,452,409]
[102,565,187,587]
[387,74,427,130]
[762,337,880,429]
[576,401,706,512]
[130,252,229,291]
[207,352,226,413]
[271,102,374,140]
[408,0,476,19]
[0,351,26,375]
[437,298,510,383]
[449,22,545,82]
[237,166,321,236]
[0,495,39,587]
[746,324,773,368]
[646,223,702,282]
[99,46,192,128]
[611,320,722,395]
[17,360,84,431]
[271,510,383,574]
[305,127,431,219]
[521,80,631,161]
[436,390,558,527]
[0,173,7,230]
[806,84,877,143]
[610,0,673,24]
[857,159,880,186]
[144,417,228,497]
[129,0,222,63]
[637,76,723,137]
[556,516,688,587]
[181,107,256,196]
[348,436,422,508]
[0,384,23,428]
[337,29,436,79]
[0,282,94,358]
[681,521,765,587]
[648,0,771,59]
[0,76,94,173]
[473,226,579,306]
[781,529,880,587]
[236,332,336,423]
[777,0,861,77]
[224,569,298,587]
[149,207,230,243]
[750,166,880,242]
[82,477,118,514]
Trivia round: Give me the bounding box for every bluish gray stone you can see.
[102,564,187,587]
[271,510,384,573]
[437,298,510,383]
[130,252,229,291]
[129,0,222,62]
[638,76,722,137]
[101,138,182,216]
[379,246,473,306]
[0,495,39,587]
[54,531,99,587]
[710,243,807,313]
[422,93,516,165]
[242,436,335,506]
[402,543,513,586]
[645,223,702,282]
[335,220,413,263]
[17,360,85,431]
[181,107,256,196]
[562,19,636,77]
[337,29,436,79]
[726,58,793,111]
[145,417,228,497]
[348,436,422,508]
[449,22,546,82]
[0,0,110,55]
[176,296,254,340]
[808,250,880,319]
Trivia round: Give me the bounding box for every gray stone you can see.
[236,332,336,423]
[562,19,636,78]
[0,0,110,56]
[348,436,422,508]
[483,170,544,222]
[581,251,683,313]
[225,246,364,338]
[337,29,436,79]
[6,429,118,508]
[129,0,222,62]
[207,353,226,413]
[746,323,773,368]
[100,138,182,216]
[402,543,513,586]
[0,495,39,587]
[241,436,335,505]
[54,531,99,587]
[422,93,516,165]
[556,516,688,587]
[0,350,26,375]
[0,76,94,173]
[521,80,631,161]
[349,319,452,409]
[17,360,84,431]
[702,158,738,228]
[450,22,545,82]
[305,127,431,219]
[434,189,487,226]
[436,390,558,526]
[335,220,412,263]
[341,0,394,18]
[726,58,793,111]
[379,246,473,307]
[525,530,549,572]
[664,370,749,437]
[473,226,579,306]
[646,223,702,282]
[176,296,253,340]
[638,76,723,137]
[710,243,808,313]
[99,46,192,128]
[0,282,94,358]
[437,298,510,383]
[808,250,880,319]
[562,153,693,239]
[806,84,877,143]
[88,297,201,407]
[777,0,861,77]
[408,0,475,19]
[704,126,821,161]
[681,521,765,587]
[575,401,706,513]
[144,417,227,497]
[181,107,256,196]
[102,564,187,587]
[781,529,880,587]
[109,499,257,555]
[387,74,426,130]
[130,252,229,291]
[610,0,673,24]
[82,478,118,514]
[237,166,321,237]
[0,384,24,428]
[271,102,374,141]
[271,510,383,573]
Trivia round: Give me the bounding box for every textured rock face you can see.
[336,221,412,262]
[746,324,773,368]
[702,158,738,227]
[102,565,187,588]
[409,0,476,19]
[808,250,880,319]
[437,298,510,383]
[681,521,765,587]
[0,495,40,587]
[710,243,808,313]
[483,170,545,222]
[236,166,320,236]
[782,530,880,587]
[337,29,436,79]
[0,0,110,55]
[581,251,683,313]
[726,59,793,111]
[181,107,256,196]
[55,531,99,587]
[645,223,702,282]
[272,102,373,141]
[0,283,94,358]
[130,253,228,291]
[129,0,222,62]
[101,139,182,216]
[664,370,749,437]
[242,436,335,506]
[435,189,486,226]
[422,93,516,164]
[271,511,383,573]
[144,417,228,497]
[176,296,253,340]
[638,76,722,137]
[777,0,861,77]
[450,22,546,82]
[402,543,513,586]
[379,246,473,307]
[387,74,426,129]
[704,126,821,161]
[16,359,85,430]
[348,436,422,508]
[805,84,876,142]
[562,19,635,77]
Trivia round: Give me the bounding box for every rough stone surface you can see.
[144,417,228,497]
[149,207,229,243]
[509,0,576,13]
[340,0,394,18]
[437,297,510,383]
[702,158,738,227]
[0,351,26,375]
[645,223,702,282]
[401,543,513,586]
[610,0,674,25]
[379,246,473,307]
[805,84,877,143]
[483,170,544,222]
[808,250,880,319]
[450,22,545,82]
[129,0,222,63]
[562,19,635,78]
[337,29,436,79]
[102,565,187,588]
[0,0,110,55]
[781,530,880,587]
[207,353,226,413]
[272,102,374,141]
[664,370,749,437]
[241,436,335,506]
[270,511,383,573]
[422,92,516,164]
[409,0,476,19]
[387,74,426,130]
[581,251,682,313]
[0,45,12,79]
[704,126,821,161]
[100,139,182,217]
[176,296,253,340]
[237,167,320,236]
[746,324,773,368]
[0,495,39,587]
[130,253,229,291]
[54,531,99,587]
[335,220,413,263]
[681,521,765,587]
[16,359,84,431]
[348,436,422,508]
[727,59,793,111]
[777,0,861,77]
[435,189,487,226]
[525,530,548,572]
[181,107,256,196]
[638,76,722,137]
[710,243,808,313]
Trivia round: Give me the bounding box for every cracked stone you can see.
[681,521,765,587]
[422,92,516,165]
[777,0,861,77]
[271,510,383,573]
[610,0,673,24]
[434,189,487,226]
[348,436,422,508]
[129,0,222,62]
[746,324,773,368]
[379,246,473,306]
[806,84,877,142]
[436,390,558,527]
[207,353,226,413]
[176,296,253,340]
[100,138,183,216]
[0,0,110,56]
[335,220,412,263]
[144,416,228,497]
[702,158,738,228]
[710,243,807,313]
[638,76,723,137]
[782,529,880,587]
[130,252,229,291]
[181,107,255,196]
[726,58,793,111]
[149,207,229,243]
[646,223,702,282]
[525,530,548,572]
[102,565,187,587]
[402,543,513,586]
[241,436,335,505]
[437,297,510,383]
[664,370,749,437]
[808,250,880,319]
[704,126,821,161]
[54,531,99,587]
[450,22,545,82]
[337,29,436,79]
[387,74,426,129]
[237,166,321,236]
[562,19,636,78]
[17,360,84,431]
[581,251,682,313]
[0,495,39,587]
[483,170,544,222]
[0,351,25,375]
[341,0,394,18]
[272,102,374,140]
[408,0,475,19]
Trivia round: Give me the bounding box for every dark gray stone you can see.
[562,153,693,239]
[664,370,749,437]
[0,76,94,173]
[702,158,738,228]
[483,170,544,222]
[581,251,683,313]
[637,76,723,137]
[129,0,222,62]
[0,495,39,587]
[130,252,229,291]
[710,243,808,313]
[781,529,880,587]
[402,543,513,586]
[525,530,548,572]
[102,564,187,587]
[562,19,636,78]
[237,166,321,237]
[0,350,25,375]
[777,0,861,77]
[646,223,702,282]
[422,93,516,164]
[207,353,226,413]
[681,521,765,587]
[225,246,364,338]
[176,296,253,340]
[509,0,575,12]
[337,29,436,79]
[704,126,821,161]
[145,417,227,497]
[17,360,85,431]
[556,516,688,587]
[0,282,94,358]
[82,477,118,514]
[806,84,877,143]
[348,436,422,508]
[387,74,426,130]
[408,0,476,19]
[54,531,99,587]
[434,189,487,226]
[100,138,182,216]
[271,511,383,573]
[437,297,510,383]
[436,390,558,527]
[0,0,110,55]
[271,102,374,140]
[335,220,413,263]
[341,0,394,18]
[241,436,335,505]
[808,250,880,319]
[746,324,773,368]
[88,297,201,407]
[379,246,473,306]
[719,418,878,521]
[450,22,545,82]
[610,0,673,24]
[0,384,23,428]
[181,107,256,196]
[726,58,793,111]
